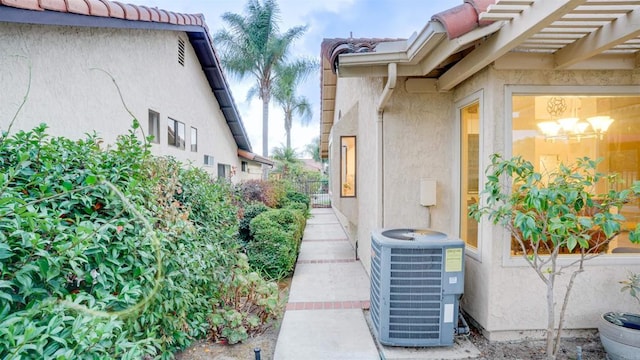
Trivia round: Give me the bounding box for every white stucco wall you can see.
[0,23,242,180]
[329,62,640,339]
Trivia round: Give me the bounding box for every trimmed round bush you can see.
[247,209,306,280]
[238,202,270,245]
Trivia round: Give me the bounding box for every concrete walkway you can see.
[273,208,379,360]
[273,208,481,360]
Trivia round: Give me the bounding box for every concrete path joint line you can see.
[286,300,371,311]
[296,259,356,264]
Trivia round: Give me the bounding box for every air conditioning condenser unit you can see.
[370,228,465,347]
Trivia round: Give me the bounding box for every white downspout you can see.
[375,63,397,228]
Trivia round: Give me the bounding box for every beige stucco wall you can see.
[331,76,386,271]
[329,62,640,339]
[0,23,242,180]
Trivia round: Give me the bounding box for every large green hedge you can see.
[0,124,280,359]
[247,208,306,280]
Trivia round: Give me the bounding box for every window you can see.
[191,127,197,152]
[167,118,185,149]
[218,163,231,179]
[460,100,480,250]
[510,90,640,255]
[203,155,214,166]
[340,136,356,197]
[241,161,248,172]
[148,110,159,143]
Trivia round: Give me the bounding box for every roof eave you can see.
[335,22,449,77]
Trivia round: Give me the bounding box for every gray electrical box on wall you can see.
[420,178,436,206]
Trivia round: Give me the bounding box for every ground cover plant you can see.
[0,123,281,359]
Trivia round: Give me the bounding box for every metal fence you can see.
[291,180,331,208]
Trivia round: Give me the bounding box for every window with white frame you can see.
[191,127,197,152]
[510,89,640,255]
[167,118,185,149]
[148,110,160,143]
[459,99,481,251]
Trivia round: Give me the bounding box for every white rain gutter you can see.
[375,62,397,228]
[377,63,397,113]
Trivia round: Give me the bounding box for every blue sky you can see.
[134,0,459,156]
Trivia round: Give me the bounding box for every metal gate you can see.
[292,180,331,208]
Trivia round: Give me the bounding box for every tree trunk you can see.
[262,95,269,180]
[546,275,556,359]
[262,96,269,157]
[285,115,292,149]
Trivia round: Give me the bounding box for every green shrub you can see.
[283,190,310,207]
[238,202,270,245]
[280,190,310,217]
[236,180,278,207]
[0,124,281,358]
[247,209,306,280]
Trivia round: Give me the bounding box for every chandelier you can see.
[537,97,614,140]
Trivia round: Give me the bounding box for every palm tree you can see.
[271,143,301,178]
[272,58,317,149]
[214,0,308,162]
[304,136,321,163]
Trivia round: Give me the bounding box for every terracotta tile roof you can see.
[321,37,402,74]
[0,0,205,25]
[237,149,274,167]
[321,1,497,74]
[432,0,496,39]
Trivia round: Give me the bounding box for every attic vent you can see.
[178,38,185,66]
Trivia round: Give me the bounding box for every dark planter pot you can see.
[598,312,640,360]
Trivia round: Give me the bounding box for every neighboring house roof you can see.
[238,149,274,167]
[0,0,253,152]
[300,158,322,172]
[320,0,640,158]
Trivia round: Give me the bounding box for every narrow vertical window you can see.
[460,101,480,249]
[340,136,356,197]
[148,110,159,143]
[191,127,197,152]
[241,161,248,172]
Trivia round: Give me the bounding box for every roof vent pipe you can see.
[377,62,397,114]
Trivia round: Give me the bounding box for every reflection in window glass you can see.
[167,118,185,150]
[340,136,356,197]
[148,110,160,143]
[177,122,185,150]
[511,94,640,255]
[191,127,197,152]
[167,118,176,146]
